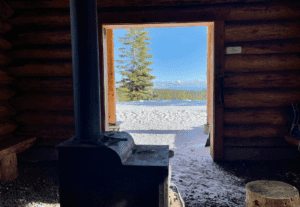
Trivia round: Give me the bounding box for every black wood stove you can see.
[55,0,171,206]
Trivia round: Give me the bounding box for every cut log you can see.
[0,52,12,65]
[225,21,300,42]
[0,136,36,182]
[15,111,74,125]
[6,61,73,76]
[0,19,12,33]
[6,0,268,10]
[0,100,17,118]
[0,1,14,19]
[224,71,300,88]
[9,91,74,111]
[245,180,300,207]
[0,37,12,50]
[9,48,72,59]
[13,30,71,45]
[0,70,13,85]
[224,137,291,147]
[224,107,290,125]
[225,39,300,55]
[224,89,300,108]
[0,119,18,136]
[11,76,73,91]
[0,86,15,100]
[8,4,300,27]
[14,125,75,140]
[224,125,286,138]
[225,54,300,73]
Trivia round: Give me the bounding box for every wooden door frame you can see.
[100,16,224,161]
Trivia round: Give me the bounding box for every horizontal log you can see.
[9,48,72,59]
[0,70,14,85]
[0,1,14,19]
[13,30,71,45]
[0,86,15,100]
[11,77,73,91]
[225,39,300,55]
[33,138,67,147]
[15,111,74,125]
[9,91,74,111]
[6,61,73,76]
[0,100,17,118]
[7,0,268,9]
[13,125,75,140]
[8,4,300,27]
[0,52,12,65]
[0,36,12,50]
[224,71,300,88]
[224,124,287,138]
[0,119,17,136]
[0,19,12,33]
[224,137,290,147]
[225,21,300,43]
[224,89,300,108]
[225,54,300,73]
[224,107,291,125]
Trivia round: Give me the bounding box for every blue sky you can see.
[113,26,207,91]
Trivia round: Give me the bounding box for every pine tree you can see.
[180,92,187,100]
[165,91,171,100]
[115,28,156,101]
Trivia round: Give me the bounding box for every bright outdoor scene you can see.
[113,26,211,205]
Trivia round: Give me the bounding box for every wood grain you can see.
[0,70,13,85]
[0,86,15,100]
[0,19,12,33]
[7,0,269,9]
[0,37,12,50]
[225,54,300,73]
[224,71,300,88]
[9,48,72,59]
[9,91,74,111]
[0,119,17,136]
[6,61,73,76]
[224,89,300,108]
[225,39,300,55]
[15,111,74,125]
[0,52,11,65]
[224,137,290,147]
[11,76,73,91]
[0,0,14,19]
[225,21,300,42]
[0,100,17,118]
[224,125,287,138]
[224,107,291,125]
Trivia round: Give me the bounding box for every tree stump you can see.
[245,180,300,207]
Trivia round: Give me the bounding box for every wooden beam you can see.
[103,22,213,29]
[0,70,13,85]
[224,137,291,147]
[0,86,15,100]
[7,0,269,10]
[106,29,116,125]
[224,89,300,108]
[0,36,12,50]
[210,21,225,161]
[0,100,17,118]
[0,19,12,33]
[224,71,300,89]
[225,54,300,73]
[8,4,300,28]
[224,107,291,125]
[0,118,17,136]
[0,0,14,19]
[9,48,72,59]
[6,61,73,76]
[206,26,211,126]
[15,111,74,125]
[225,20,300,43]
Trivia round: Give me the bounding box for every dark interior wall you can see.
[0,1,17,143]
[3,0,300,161]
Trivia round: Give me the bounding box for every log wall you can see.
[0,1,16,142]
[4,1,300,160]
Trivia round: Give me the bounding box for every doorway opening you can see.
[102,22,217,159]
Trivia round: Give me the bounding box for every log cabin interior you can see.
[0,0,300,186]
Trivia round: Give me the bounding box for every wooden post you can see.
[207,25,212,127]
[106,29,116,125]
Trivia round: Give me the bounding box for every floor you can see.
[0,145,300,207]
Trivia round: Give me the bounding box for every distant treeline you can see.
[116,88,207,102]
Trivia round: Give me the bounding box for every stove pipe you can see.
[70,0,103,144]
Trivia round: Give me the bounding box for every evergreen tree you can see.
[115,28,156,101]
[165,91,171,100]
[180,92,187,100]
